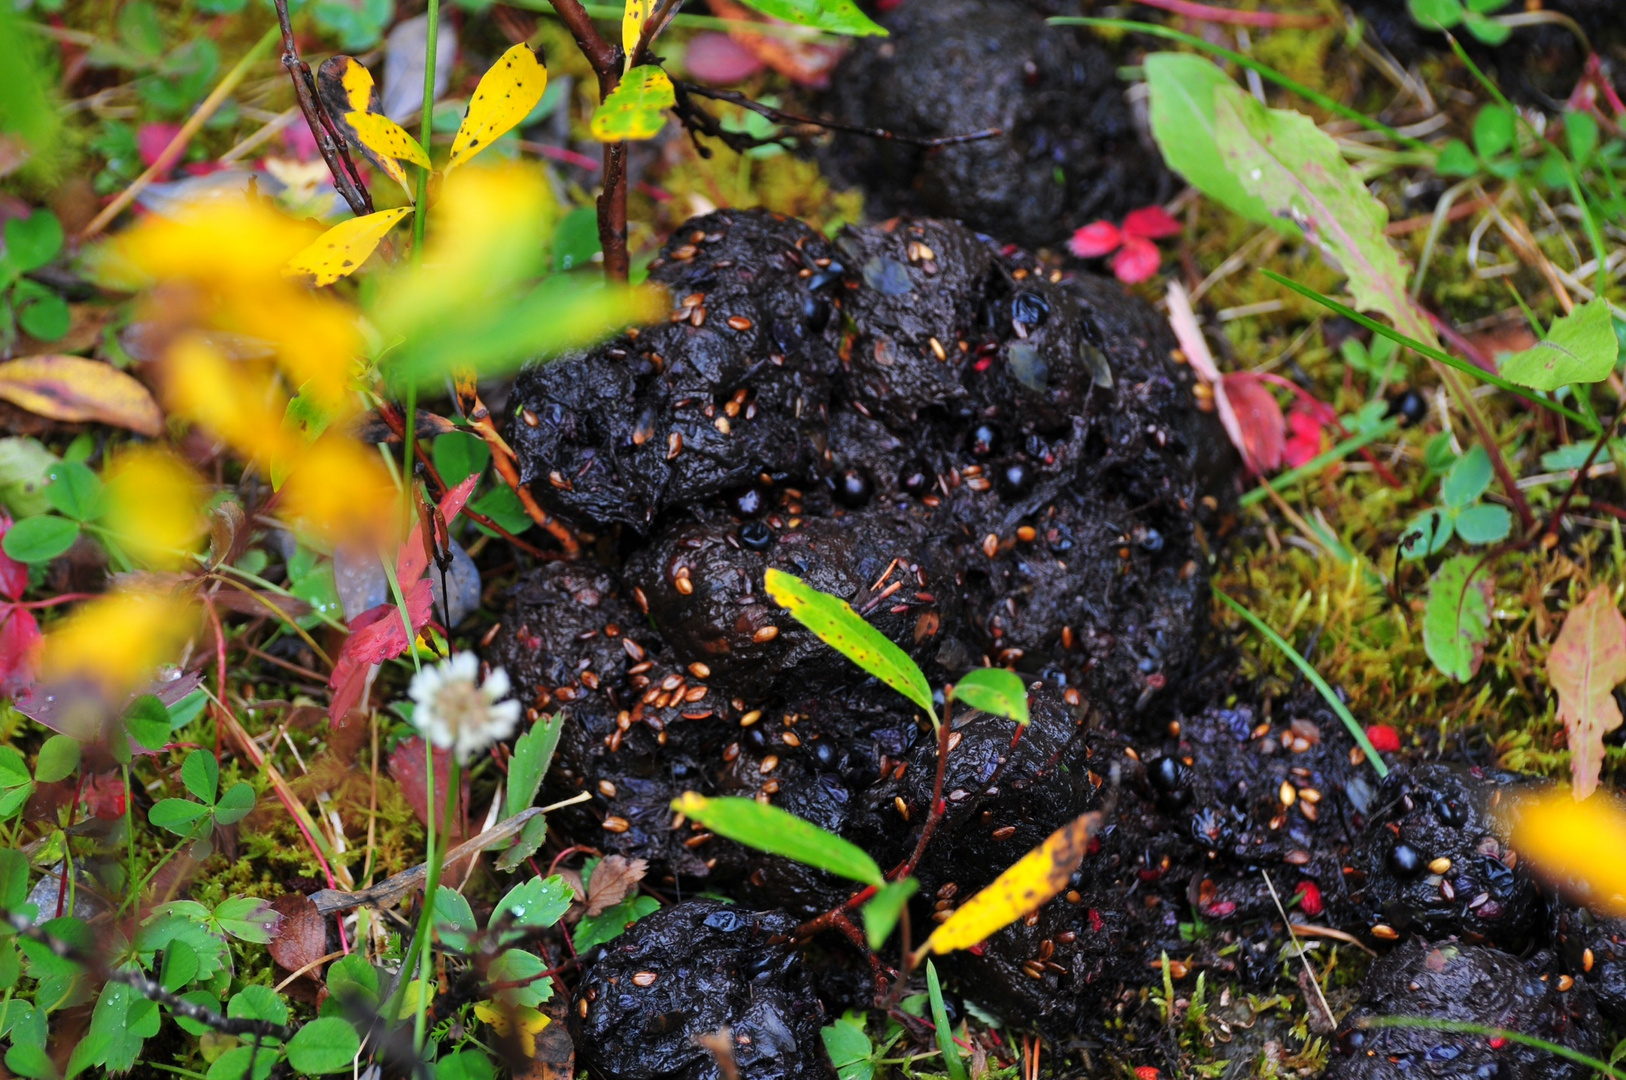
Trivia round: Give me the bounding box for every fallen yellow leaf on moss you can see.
[43,587,197,693]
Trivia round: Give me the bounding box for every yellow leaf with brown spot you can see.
[285,207,410,286]
[475,1001,550,1058]
[316,55,380,121]
[0,355,164,435]
[448,44,548,171]
[343,111,431,191]
[1505,788,1626,918]
[923,810,1102,955]
[622,0,655,62]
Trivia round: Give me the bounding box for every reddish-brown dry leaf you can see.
[1221,371,1285,474]
[267,893,329,979]
[584,855,648,917]
[0,356,164,436]
[1548,585,1626,799]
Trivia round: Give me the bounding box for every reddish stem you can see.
[1127,0,1331,28]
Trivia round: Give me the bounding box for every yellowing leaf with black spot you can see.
[922,810,1102,955]
[589,65,674,142]
[622,0,655,62]
[447,44,548,171]
[316,55,380,120]
[763,567,936,723]
[285,207,411,286]
[343,111,432,192]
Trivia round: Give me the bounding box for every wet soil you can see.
[819,0,1172,252]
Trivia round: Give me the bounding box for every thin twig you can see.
[271,0,373,217]
[674,82,1001,154]
[545,0,628,280]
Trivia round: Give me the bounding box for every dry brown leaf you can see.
[1548,585,1626,799]
[0,355,163,435]
[584,854,648,917]
[267,893,329,979]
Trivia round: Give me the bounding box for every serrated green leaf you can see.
[730,0,883,34]
[1453,503,1513,546]
[589,65,674,141]
[505,714,562,819]
[1500,298,1619,391]
[491,875,573,935]
[494,811,549,873]
[1424,554,1493,682]
[572,893,659,951]
[763,567,935,723]
[822,1017,874,1080]
[672,792,884,886]
[862,878,918,951]
[948,668,1029,724]
[286,1016,360,1073]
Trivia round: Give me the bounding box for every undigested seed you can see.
[603,816,631,833]
[632,971,658,987]
[1428,857,1452,874]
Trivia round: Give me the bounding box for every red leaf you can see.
[138,123,183,168]
[1122,205,1182,240]
[1068,221,1121,258]
[327,578,434,722]
[1548,585,1626,799]
[389,736,468,842]
[1220,372,1285,474]
[396,475,479,586]
[0,604,41,696]
[684,32,766,84]
[0,516,27,600]
[1283,409,1328,469]
[1364,724,1401,753]
[268,894,329,979]
[83,772,127,820]
[1111,236,1162,284]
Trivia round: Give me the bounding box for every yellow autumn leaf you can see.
[447,44,548,171]
[1505,788,1626,917]
[589,65,674,142]
[285,207,411,286]
[316,55,379,119]
[343,111,432,192]
[277,434,399,547]
[42,587,199,695]
[103,448,207,569]
[622,0,654,62]
[922,810,1102,956]
[161,335,299,468]
[0,356,165,436]
[474,1001,550,1058]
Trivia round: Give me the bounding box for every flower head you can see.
[408,652,521,764]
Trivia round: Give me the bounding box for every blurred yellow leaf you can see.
[0,355,164,436]
[43,587,198,693]
[622,0,654,63]
[285,207,410,286]
[922,810,1102,955]
[590,65,673,142]
[277,435,399,547]
[103,447,207,568]
[447,44,548,171]
[1506,788,1626,917]
[106,201,317,288]
[162,335,298,466]
[474,1001,549,1058]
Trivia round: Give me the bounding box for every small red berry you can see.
[1488,1037,1508,1050]
[1294,881,1324,918]
[1135,1067,1161,1080]
[1365,724,1402,753]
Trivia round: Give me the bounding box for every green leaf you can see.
[17,292,70,342]
[1399,508,1452,561]
[433,885,478,951]
[1424,554,1493,682]
[74,981,160,1076]
[572,894,659,952]
[160,938,199,991]
[1566,111,1599,166]
[1472,105,1515,159]
[170,990,222,1036]
[325,953,379,1005]
[0,749,29,792]
[207,1044,278,1080]
[469,485,532,538]
[227,984,288,1028]
[1453,503,1513,546]
[168,688,209,729]
[1499,298,1619,391]
[862,878,918,951]
[44,460,102,522]
[148,798,209,833]
[1144,54,1292,235]
[1436,139,1479,177]
[212,896,280,943]
[948,668,1029,724]
[491,875,574,934]
[671,792,884,886]
[1,515,78,563]
[212,782,255,825]
[730,0,884,34]
[1462,7,1511,44]
[589,65,674,141]
[33,736,78,784]
[435,1049,497,1080]
[552,206,601,273]
[432,432,489,486]
[5,1042,54,1080]
[926,960,969,1080]
[505,714,563,819]
[821,1017,875,1080]
[1440,445,1494,508]
[123,695,171,751]
[286,1016,360,1073]
[1408,0,1463,28]
[763,567,936,723]
[488,948,550,1007]
[0,848,29,911]
[3,212,63,273]
[181,749,219,804]
[1214,83,1439,349]
[493,811,549,873]
[0,436,60,518]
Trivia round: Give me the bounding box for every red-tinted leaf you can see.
[684,32,765,84]
[0,516,27,600]
[1122,205,1182,240]
[389,736,468,842]
[396,474,479,586]
[1282,408,1328,469]
[0,604,41,696]
[82,772,127,820]
[1067,221,1120,259]
[1548,585,1626,799]
[138,123,183,168]
[1221,372,1285,474]
[1112,235,1162,284]
[327,578,434,722]
[268,893,330,979]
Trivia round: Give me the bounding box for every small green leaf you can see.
[573,894,659,951]
[1453,503,1513,546]
[1399,508,1452,561]
[505,714,563,819]
[123,695,171,751]
[168,688,209,729]
[170,990,223,1037]
[926,960,969,1080]
[1566,111,1599,166]
[821,1017,874,1080]
[160,939,199,992]
[1408,0,1463,28]
[207,1044,279,1080]
[1472,105,1515,159]
[181,750,219,805]
[491,875,574,934]
[434,885,478,951]
[763,568,935,724]
[227,984,289,1027]
[1500,298,1619,391]
[213,782,255,825]
[3,212,63,273]
[212,896,280,943]
[436,1049,497,1080]
[1,515,79,562]
[672,792,884,886]
[34,735,79,784]
[488,948,550,1007]
[862,878,918,951]
[948,668,1029,724]
[730,0,884,35]
[1440,445,1494,509]
[589,65,674,141]
[17,292,70,342]
[326,953,379,1005]
[432,432,490,486]
[494,811,550,873]
[1462,7,1511,43]
[1424,554,1493,682]
[44,460,102,522]
[1435,139,1479,177]
[286,1016,361,1073]
[149,798,210,833]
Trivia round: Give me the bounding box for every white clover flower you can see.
[408,651,521,764]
